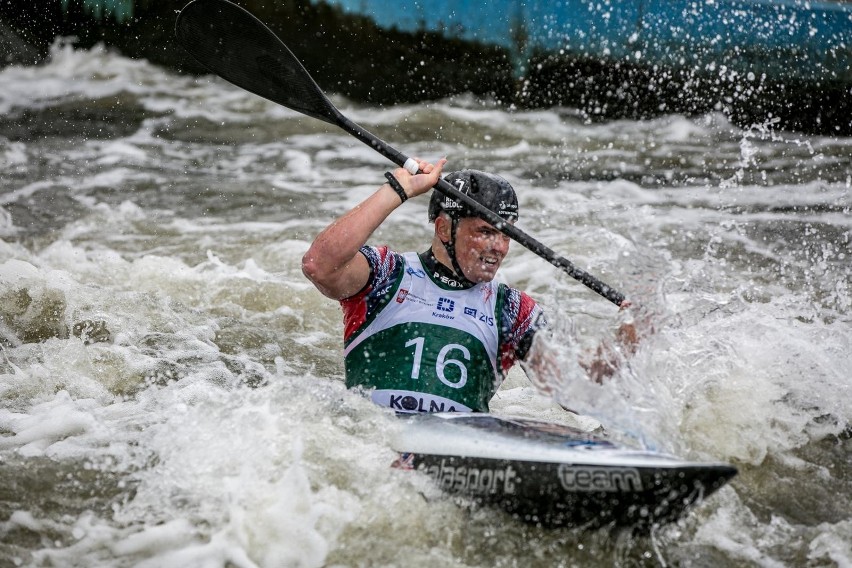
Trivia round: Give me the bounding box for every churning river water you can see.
[0,41,850,567]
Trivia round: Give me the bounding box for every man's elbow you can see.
[301,252,343,299]
[301,251,321,284]
[301,250,335,293]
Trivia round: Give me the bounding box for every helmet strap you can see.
[441,217,475,287]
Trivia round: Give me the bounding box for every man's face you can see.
[451,217,512,283]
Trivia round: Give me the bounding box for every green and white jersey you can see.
[344,252,503,413]
[340,246,545,413]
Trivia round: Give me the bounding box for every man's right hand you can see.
[390,158,447,200]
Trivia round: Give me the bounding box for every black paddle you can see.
[175,0,627,307]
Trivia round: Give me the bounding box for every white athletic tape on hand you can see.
[403,158,419,175]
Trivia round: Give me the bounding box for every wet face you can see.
[449,217,512,283]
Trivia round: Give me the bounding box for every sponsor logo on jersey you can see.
[374,281,395,300]
[396,292,430,306]
[390,394,457,412]
[432,311,455,320]
[431,271,467,288]
[406,267,426,278]
[371,390,471,414]
[422,459,518,495]
[557,465,643,492]
[464,306,494,326]
[432,297,457,319]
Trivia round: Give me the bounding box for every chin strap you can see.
[440,217,475,287]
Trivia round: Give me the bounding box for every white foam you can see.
[807,520,852,566]
[0,41,850,566]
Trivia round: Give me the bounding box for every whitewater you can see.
[0,42,850,566]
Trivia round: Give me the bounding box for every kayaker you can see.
[302,158,637,413]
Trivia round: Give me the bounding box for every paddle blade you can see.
[175,0,340,125]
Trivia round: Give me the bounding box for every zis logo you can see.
[436,297,455,312]
[406,267,425,278]
[466,305,493,326]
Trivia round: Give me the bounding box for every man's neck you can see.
[419,247,474,290]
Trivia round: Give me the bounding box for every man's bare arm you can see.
[301,158,446,299]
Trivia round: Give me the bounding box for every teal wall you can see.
[60,0,133,22]
[318,0,852,83]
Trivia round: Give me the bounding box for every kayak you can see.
[391,413,737,530]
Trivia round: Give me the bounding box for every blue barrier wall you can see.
[318,0,852,83]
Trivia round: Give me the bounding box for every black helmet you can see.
[428,170,519,222]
